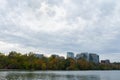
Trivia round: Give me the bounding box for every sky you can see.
[0,0,120,62]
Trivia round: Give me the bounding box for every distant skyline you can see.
[0,0,120,62]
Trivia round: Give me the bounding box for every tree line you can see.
[0,51,120,70]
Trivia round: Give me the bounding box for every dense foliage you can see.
[0,51,120,70]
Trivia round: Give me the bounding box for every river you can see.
[0,71,119,80]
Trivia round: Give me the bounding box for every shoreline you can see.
[0,69,119,71]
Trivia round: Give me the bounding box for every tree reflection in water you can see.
[4,71,100,80]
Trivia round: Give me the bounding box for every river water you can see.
[0,71,119,80]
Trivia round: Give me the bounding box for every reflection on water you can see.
[0,71,119,80]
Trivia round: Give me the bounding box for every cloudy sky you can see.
[0,0,120,62]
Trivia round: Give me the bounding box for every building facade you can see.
[89,53,99,64]
[67,52,74,59]
[76,52,89,61]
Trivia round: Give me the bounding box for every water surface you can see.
[0,71,119,80]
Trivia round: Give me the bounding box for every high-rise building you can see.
[76,53,81,59]
[67,52,74,59]
[89,53,99,64]
[76,52,89,61]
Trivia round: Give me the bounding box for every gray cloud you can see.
[0,0,120,61]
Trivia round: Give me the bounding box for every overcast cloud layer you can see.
[0,0,120,62]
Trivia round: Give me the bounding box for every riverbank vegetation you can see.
[0,51,120,70]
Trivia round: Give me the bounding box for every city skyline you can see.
[0,51,116,63]
[0,0,120,62]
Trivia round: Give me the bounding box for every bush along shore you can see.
[0,51,120,70]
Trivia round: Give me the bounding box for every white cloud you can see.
[0,0,7,9]
[0,41,19,53]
